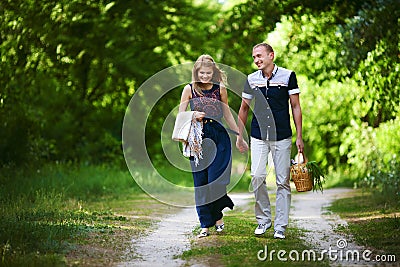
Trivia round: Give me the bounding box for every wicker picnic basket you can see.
[290,153,313,192]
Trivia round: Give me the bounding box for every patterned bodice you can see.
[189,83,223,119]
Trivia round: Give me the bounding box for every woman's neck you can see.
[198,82,213,90]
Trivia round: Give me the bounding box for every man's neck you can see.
[262,64,275,79]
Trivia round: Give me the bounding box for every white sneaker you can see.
[274,230,285,239]
[215,223,224,232]
[197,229,209,238]
[254,223,271,235]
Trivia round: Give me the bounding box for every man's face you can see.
[252,46,274,70]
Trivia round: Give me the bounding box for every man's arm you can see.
[289,93,304,153]
[236,98,251,153]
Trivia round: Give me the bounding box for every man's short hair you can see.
[253,43,274,53]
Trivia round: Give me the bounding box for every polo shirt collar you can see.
[260,64,278,79]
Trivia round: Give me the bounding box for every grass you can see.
[0,162,326,266]
[328,189,400,260]
[181,198,329,266]
[2,162,398,266]
[0,163,180,266]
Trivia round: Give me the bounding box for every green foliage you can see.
[340,117,400,189]
[267,0,400,194]
[0,163,139,203]
[0,0,221,166]
[2,0,399,264]
[306,161,326,192]
[348,118,400,200]
[361,156,400,203]
[217,0,282,73]
[1,0,399,202]
[299,78,360,170]
[354,40,400,127]
[339,0,399,79]
[338,0,400,128]
[272,12,343,83]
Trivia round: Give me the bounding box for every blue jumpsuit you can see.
[189,83,234,228]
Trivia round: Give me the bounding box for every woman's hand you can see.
[236,137,249,153]
[194,111,206,121]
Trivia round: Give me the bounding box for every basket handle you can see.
[296,152,307,164]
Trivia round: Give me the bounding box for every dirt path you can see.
[119,194,252,267]
[119,188,373,267]
[291,188,372,266]
[120,206,197,267]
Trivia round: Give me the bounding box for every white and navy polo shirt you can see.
[242,64,300,141]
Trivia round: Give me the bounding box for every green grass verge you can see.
[0,162,329,266]
[0,163,179,266]
[328,189,400,260]
[181,200,329,266]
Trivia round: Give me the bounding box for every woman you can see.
[179,55,239,238]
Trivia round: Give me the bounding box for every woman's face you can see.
[197,66,214,84]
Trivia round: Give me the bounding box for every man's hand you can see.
[296,138,304,153]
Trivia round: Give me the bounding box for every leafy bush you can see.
[300,78,360,170]
[342,117,400,200]
[361,156,400,202]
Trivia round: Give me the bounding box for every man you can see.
[236,43,304,239]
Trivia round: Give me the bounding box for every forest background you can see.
[1,0,399,198]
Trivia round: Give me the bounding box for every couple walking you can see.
[178,43,304,239]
